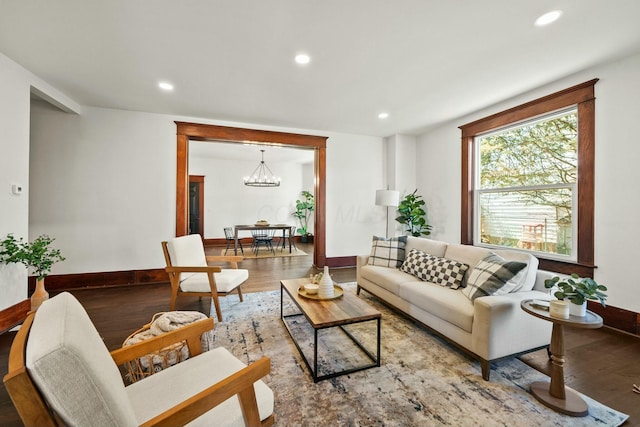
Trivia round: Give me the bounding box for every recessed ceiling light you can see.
[535,10,562,27]
[378,112,389,119]
[158,81,174,91]
[295,54,311,65]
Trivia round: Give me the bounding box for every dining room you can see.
[188,140,315,258]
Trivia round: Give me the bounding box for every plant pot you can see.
[31,277,49,311]
[569,301,587,317]
[300,234,313,243]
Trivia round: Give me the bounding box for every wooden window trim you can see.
[459,79,598,277]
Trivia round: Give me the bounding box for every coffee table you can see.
[521,299,603,416]
[280,278,381,382]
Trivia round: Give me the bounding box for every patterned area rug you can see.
[215,283,628,426]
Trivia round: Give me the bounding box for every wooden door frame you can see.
[175,122,328,267]
[189,175,205,237]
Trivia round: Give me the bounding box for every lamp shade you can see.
[375,189,400,207]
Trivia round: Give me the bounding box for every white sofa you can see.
[357,236,554,380]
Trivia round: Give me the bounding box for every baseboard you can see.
[326,255,356,268]
[587,301,640,335]
[0,299,30,334]
[28,268,168,292]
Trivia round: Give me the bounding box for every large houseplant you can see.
[0,233,65,310]
[395,189,432,237]
[544,273,607,316]
[292,190,314,242]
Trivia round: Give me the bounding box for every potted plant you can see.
[395,189,432,237]
[544,273,607,316]
[0,233,65,311]
[292,190,314,243]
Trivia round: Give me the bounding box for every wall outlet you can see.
[11,184,23,195]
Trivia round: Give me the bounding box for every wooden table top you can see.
[521,299,603,329]
[281,278,381,328]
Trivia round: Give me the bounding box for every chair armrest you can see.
[110,318,214,365]
[471,291,552,360]
[165,266,222,274]
[205,255,244,269]
[140,356,271,427]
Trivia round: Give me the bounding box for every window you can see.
[460,80,597,277]
[476,108,577,259]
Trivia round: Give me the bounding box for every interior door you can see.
[188,176,204,236]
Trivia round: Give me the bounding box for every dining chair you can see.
[3,292,274,427]
[278,225,298,252]
[224,226,244,255]
[161,234,248,321]
[251,229,276,255]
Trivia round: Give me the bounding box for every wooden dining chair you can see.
[161,234,248,321]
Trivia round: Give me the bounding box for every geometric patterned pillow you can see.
[400,249,469,289]
[462,253,527,301]
[367,235,408,268]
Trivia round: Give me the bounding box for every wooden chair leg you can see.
[212,296,223,322]
[237,287,244,302]
[170,283,180,310]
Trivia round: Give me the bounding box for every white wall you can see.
[27,101,385,278]
[416,51,640,313]
[0,52,80,311]
[188,154,308,238]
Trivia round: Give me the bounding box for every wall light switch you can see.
[11,184,23,195]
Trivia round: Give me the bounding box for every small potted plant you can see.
[0,233,65,311]
[544,273,607,317]
[395,189,432,237]
[292,190,314,243]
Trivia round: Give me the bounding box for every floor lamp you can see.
[376,189,400,238]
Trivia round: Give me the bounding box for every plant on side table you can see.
[544,273,607,317]
[395,189,432,237]
[0,233,65,311]
[292,190,314,243]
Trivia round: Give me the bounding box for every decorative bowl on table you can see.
[255,220,270,226]
[303,283,319,295]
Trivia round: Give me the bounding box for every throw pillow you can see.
[463,253,527,301]
[400,249,469,289]
[367,236,408,268]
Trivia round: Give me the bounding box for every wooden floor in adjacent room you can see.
[1,241,639,425]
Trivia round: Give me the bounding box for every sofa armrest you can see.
[471,291,552,360]
[356,255,369,284]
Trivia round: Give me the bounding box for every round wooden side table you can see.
[521,299,603,417]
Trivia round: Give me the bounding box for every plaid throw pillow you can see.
[400,249,469,289]
[463,253,527,301]
[367,236,408,268]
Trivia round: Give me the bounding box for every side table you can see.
[521,299,603,417]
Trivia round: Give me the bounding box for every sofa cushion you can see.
[399,282,475,332]
[367,235,408,268]
[400,249,469,289]
[360,264,416,295]
[405,236,448,257]
[462,253,527,301]
[493,249,539,292]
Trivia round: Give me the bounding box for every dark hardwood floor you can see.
[1,241,639,425]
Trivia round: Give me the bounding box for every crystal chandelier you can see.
[243,149,281,187]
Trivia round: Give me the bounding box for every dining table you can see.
[234,224,294,255]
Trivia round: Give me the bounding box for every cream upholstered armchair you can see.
[162,234,249,321]
[3,292,274,427]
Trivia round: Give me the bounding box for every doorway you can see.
[175,122,328,267]
[188,175,204,236]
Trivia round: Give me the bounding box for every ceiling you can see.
[2,1,640,138]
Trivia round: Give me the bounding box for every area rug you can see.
[215,283,629,426]
[219,248,307,259]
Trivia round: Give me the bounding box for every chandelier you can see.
[243,149,281,187]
